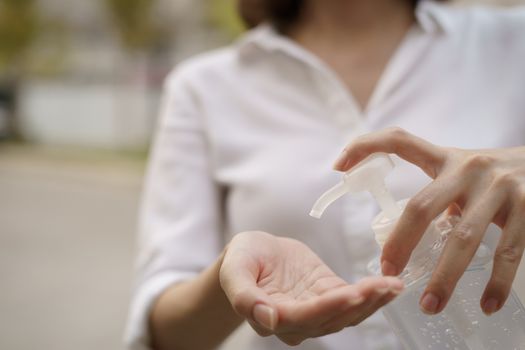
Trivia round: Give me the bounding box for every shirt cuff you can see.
[124,271,198,350]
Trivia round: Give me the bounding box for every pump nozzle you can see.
[310,153,401,219]
[310,181,350,219]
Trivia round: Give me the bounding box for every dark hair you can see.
[238,0,447,32]
[238,0,303,31]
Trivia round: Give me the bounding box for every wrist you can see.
[150,246,243,350]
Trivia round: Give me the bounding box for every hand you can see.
[333,127,525,316]
[219,231,403,346]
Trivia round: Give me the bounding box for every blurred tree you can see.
[103,0,171,148]
[0,0,39,140]
[0,0,38,71]
[208,0,246,38]
[104,0,157,52]
[103,0,173,84]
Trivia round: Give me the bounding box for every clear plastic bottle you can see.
[310,153,525,350]
[369,206,525,350]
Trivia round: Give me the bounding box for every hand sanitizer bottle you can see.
[310,153,525,350]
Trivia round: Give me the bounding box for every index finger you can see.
[381,174,467,275]
[333,127,445,178]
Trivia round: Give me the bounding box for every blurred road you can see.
[0,146,144,350]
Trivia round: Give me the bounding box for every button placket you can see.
[331,92,362,127]
[307,55,380,275]
[308,62,364,127]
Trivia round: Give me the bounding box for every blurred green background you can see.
[0,1,524,350]
[0,0,245,149]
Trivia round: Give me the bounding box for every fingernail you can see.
[387,279,404,295]
[420,293,440,314]
[483,298,499,315]
[347,294,365,308]
[253,304,276,330]
[382,260,399,276]
[333,150,348,170]
[377,286,390,295]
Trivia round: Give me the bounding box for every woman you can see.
[125,0,525,349]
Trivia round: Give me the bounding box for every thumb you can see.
[219,253,277,330]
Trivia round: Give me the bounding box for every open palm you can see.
[220,231,403,346]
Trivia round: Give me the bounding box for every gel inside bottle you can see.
[310,153,525,350]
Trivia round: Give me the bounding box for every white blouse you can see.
[125,1,525,349]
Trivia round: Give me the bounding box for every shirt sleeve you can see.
[124,67,223,350]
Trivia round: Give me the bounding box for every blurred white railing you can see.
[19,80,160,151]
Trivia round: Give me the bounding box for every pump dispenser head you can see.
[310,153,401,219]
[310,153,403,248]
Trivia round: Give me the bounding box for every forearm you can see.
[149,250,243,350]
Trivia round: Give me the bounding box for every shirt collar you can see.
[237,0,455,59]
[416,0,456,35]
